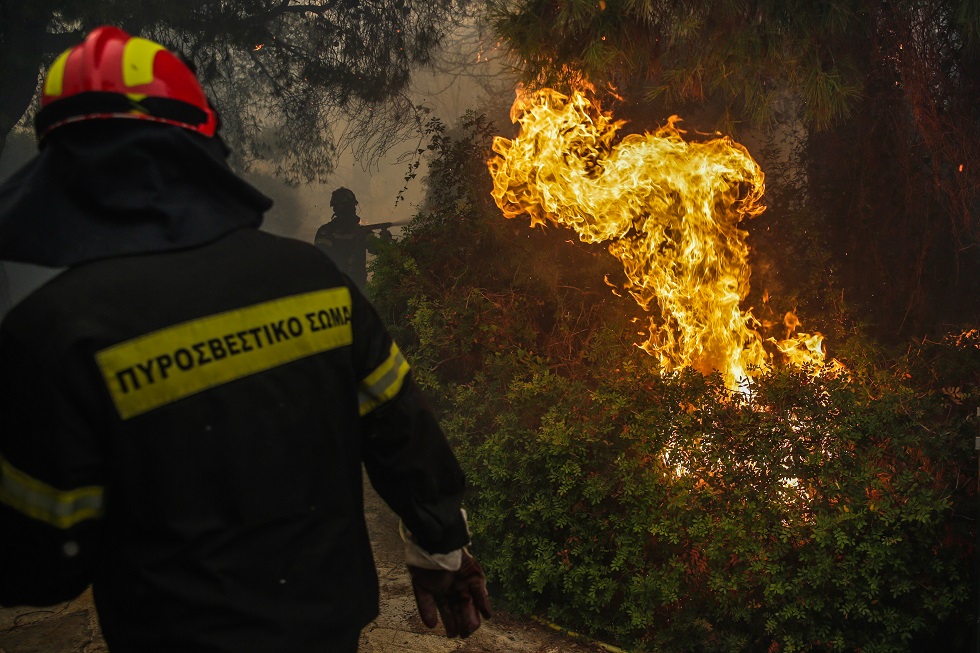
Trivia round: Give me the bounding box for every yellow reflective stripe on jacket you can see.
[359,342,410,416]
[0,456,104,529]
[96,288,354,420]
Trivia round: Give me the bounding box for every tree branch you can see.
[238,0,343,26]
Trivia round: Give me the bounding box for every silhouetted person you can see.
[314,187,372,291]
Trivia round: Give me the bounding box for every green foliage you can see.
[443,354,975,653]
[488,0,870,131]
[371,113,978,652]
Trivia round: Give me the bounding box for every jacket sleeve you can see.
[350,290,469,555]
[0,320,105,607]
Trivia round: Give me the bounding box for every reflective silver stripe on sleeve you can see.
[358,342,410,416]
[0,455,104,529]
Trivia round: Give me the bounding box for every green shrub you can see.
[445,355,975,652]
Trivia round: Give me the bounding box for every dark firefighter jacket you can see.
[0,122,469,652]
[314,217,372,292]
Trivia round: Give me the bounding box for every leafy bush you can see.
[443,354,975,652]
[370,114,978,652]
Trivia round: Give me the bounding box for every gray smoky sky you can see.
[260,19,516,243]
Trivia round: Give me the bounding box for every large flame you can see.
[488,89,829,387]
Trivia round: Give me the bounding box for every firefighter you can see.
[0,25,489,653]
[314,187,393,293]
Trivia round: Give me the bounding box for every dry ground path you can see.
[0,481,606,653]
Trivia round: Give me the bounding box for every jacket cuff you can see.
[401,509,469,571]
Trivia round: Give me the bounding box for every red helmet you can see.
[35,26,217,140]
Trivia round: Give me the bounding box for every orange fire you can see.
[488,88,833,387]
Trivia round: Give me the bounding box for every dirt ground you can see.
[0,482,608,653]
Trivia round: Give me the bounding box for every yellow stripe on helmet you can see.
[44,49,73,98]
[122,37,165,88]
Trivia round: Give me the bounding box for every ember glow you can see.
[489,89,830,387]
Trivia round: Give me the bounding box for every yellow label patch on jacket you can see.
[96,288,353,419]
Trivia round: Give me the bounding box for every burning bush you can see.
[370,113,977,653]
